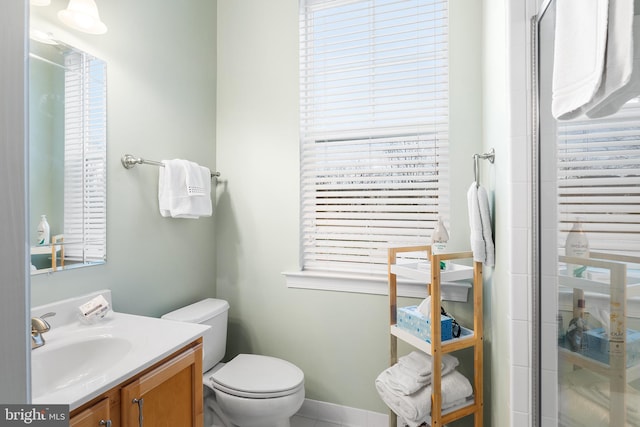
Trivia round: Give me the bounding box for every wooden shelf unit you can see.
[387,246,483,427]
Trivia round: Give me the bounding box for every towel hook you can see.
[473,148,495,187]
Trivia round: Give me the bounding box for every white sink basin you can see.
[31,291,209,410]
[32,336,132,399]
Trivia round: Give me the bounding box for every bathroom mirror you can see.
[29,37,107,274]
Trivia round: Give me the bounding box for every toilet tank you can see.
[161,298,229,372]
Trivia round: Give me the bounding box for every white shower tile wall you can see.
[505,0,541,426]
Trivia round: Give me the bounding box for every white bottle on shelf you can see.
[37,214,50,246]
[565,220,589,278]
[431,216,449,270]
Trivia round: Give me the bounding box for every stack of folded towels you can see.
[375,350,473,427]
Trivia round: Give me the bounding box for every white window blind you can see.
[63,50,107,263]
[557,99,640,258]
[299,0,449,276]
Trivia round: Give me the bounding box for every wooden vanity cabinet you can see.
[69,339,203,427]
[121,340,203,427]
[70,397,113,427]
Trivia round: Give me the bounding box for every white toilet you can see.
[162,298,305,427]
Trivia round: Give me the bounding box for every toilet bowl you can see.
[209,354,305,427]
[162,299,305,427]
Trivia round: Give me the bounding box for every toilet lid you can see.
[210,354,304,398]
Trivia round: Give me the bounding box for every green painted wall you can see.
[215,0,485,417]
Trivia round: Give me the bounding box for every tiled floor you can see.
[291,415,342,427]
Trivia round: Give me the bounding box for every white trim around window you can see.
[298,0,451,292]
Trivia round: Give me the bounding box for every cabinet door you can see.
[121,344,203,427]
[70,398,112,427]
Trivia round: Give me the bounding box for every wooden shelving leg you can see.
[389,248,399,427]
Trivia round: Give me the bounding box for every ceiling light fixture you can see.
[58,0,107,35]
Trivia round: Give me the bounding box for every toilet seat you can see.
[210,354,304,399]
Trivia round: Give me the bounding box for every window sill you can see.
[283,270,471,301]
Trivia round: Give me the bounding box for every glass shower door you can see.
[537,1,640,425]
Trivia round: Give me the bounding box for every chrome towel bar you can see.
[121,154,220,179]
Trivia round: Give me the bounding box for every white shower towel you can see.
[584,0,635,118]
[588,16,640,118]
[552,0,609,120]
[467,183,495,267]
[158,159,212,218]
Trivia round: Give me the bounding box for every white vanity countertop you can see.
[31,290,209,411]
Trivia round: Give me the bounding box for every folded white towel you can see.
[396,395,472,427]
[158,159,212,219]
[379,364,430,396]
[379,351,459,395]
[584,0,635,118]
[552,0,609,120]
[397,351,459,379]
[375,370,473,427]
[588,15,640,118]
[467,183,495,267]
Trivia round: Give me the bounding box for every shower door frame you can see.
[532,0,556,425]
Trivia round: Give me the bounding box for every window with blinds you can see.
[63,50,107,263]
[299,0,449,276]
[557,99,640,258]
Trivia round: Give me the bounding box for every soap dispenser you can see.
[37,215,50,246]
[431,216,449,270]
[565,220,589,278]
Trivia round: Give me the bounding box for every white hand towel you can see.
[185,161,210,196]
[158,159,179,217]
[584,0,635,118]
[552,0,609,120]
[467,183,495,267]
[588,16,640,118]
[158,159,212,219]
[477,185,495,267]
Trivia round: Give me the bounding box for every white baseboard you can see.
[296,398,388,427]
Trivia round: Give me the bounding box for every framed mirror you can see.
[29,37,107,274]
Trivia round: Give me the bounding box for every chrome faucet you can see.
[31,312,55,349]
